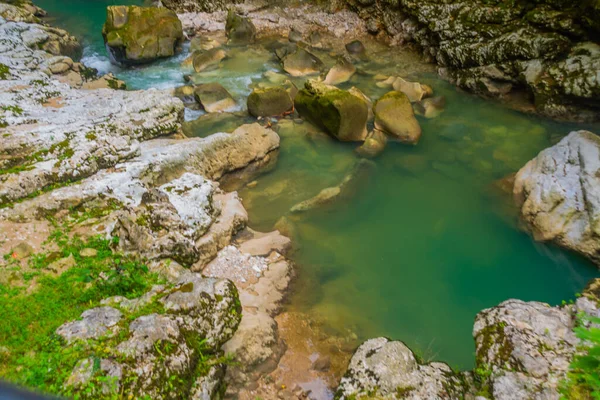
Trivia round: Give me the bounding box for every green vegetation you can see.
[0,63,10,80]
[0,225,164,397]
[560,314,600,399]
[1,105,24,116]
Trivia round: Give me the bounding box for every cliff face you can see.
[347,0,600,122]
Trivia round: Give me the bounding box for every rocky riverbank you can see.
[1,0,599,399]
[345,0,600,122]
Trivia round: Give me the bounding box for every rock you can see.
[374,91,422,144]
[46,254,77,276]
[348,86,373,121]
[324,56,356,85]
[9,242,34,260]
[102,6,183,65]
[311,355,331,372]
[61,274,241,399]
[282,48,324,77]
[288,28,303,43]
[112,173,218,266]
[191,48,227,72]
[194,83,237,113]
[237,230,292,257]
[414,96,446,119]
[182,112,247,138]
[336,337,467,399]
[345,40,365,54]
[173,85,196,105]
[56,307,123,342]
[161,0,241,13]
[514,131,600,267]
[294,80,368,142]
[392,77,431,102]
[247,87,294,118]
[355,129,387,158]
[291,159,375,213]
[225,10,256,45]
[79,248,97,258]
[474,299,579,399]
[347,0,600,121]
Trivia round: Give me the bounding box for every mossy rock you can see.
[374,91,422,145]
[294,80,368,142]
[102,5,183,66]
[247,87,294,117]
[192,48,226,72]
[225,9,256,45]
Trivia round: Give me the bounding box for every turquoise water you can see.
[35,0,600,369]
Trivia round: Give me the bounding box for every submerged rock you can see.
[291,159,375,213]
[514,130,600,267]
[345,39,365,54]
[414,96,446,119]
[191,47,227,72]
[247,87,294,118]
[324,56,356,85]
[374,91,422,144]
[392,77,433,102]
[356,129,387,159]
[182,112,249,138]
[194,82,237,113]
[225,10,256,45]
[281,48,324,77]
[102,6,183,65]
[294,80,368,142]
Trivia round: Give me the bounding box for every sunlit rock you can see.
[374,91,422,144]
[102,6,183,65]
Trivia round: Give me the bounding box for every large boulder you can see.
[102,6,183,66]
[514,130,600,267]
[294,80,368,142]
[247,87,294,118]
[225,10,256,45]
[374,91,422,144]
[336,338,468,399]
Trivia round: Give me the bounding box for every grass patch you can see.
[0,226,164,397]
[560,313,600,399]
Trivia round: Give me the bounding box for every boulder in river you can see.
[345,40,366,55]
[282,48,324,77]
[414,96,446,119]
[194,83,237,113]
[191,48,226,72]
[324,55,356,85]
[225,9,256,45]
[392,77,432,102]
[514,130,600,267]
[247,87,294,118]
[102,6,183,66]
[294,80,368,142]
[374,91,422,144]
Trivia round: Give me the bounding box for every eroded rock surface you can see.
[347,0,600,121]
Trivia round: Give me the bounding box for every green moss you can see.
[0,63,10,80]
[1,105,23,116]
[0,230,163,396]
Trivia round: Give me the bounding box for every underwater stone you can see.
[247,87,294,118]
[281,47,324,77]
[102,6,183,66]
[194,82,237,113]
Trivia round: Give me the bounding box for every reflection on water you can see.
[36,0,600,369]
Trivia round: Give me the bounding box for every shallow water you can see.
[37,0,600,369]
